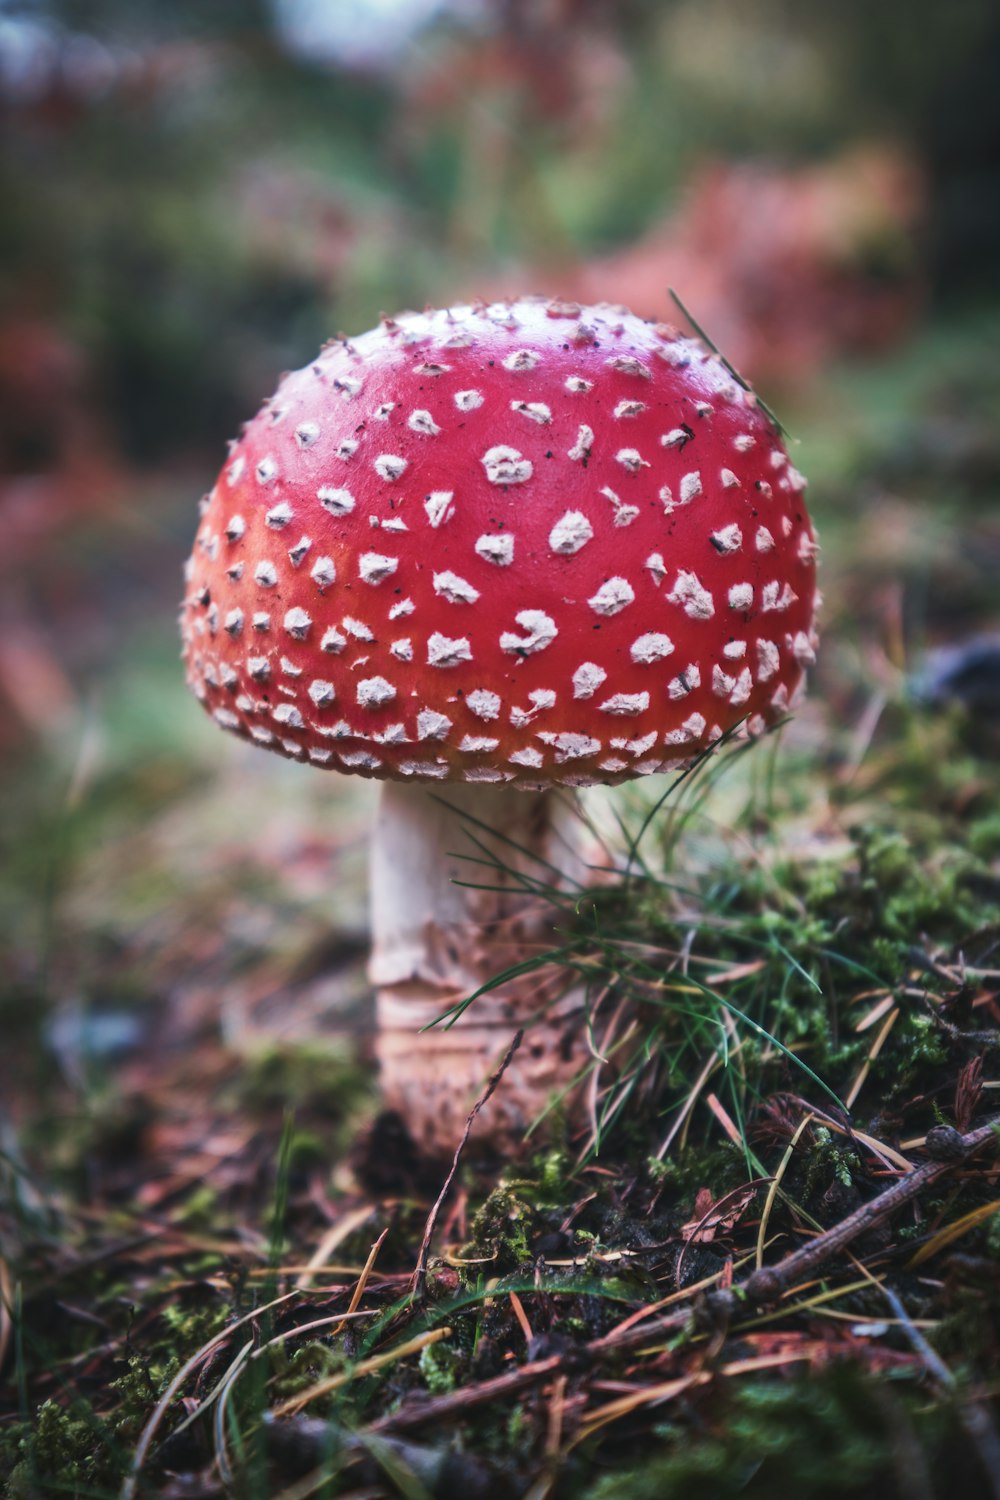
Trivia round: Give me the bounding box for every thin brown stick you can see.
[735,1116,998,1309]
[411,1029,524,1300]
[368,1115,999,1435]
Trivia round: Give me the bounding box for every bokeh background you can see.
[2,0,1000,1170]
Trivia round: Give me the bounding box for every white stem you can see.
[369,780,591,1155]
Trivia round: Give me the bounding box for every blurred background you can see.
[2,0,1000,1156]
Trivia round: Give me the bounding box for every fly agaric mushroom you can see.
[181,298,818,1156]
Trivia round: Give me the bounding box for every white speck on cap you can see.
[357,676,396,708]
[427,633,472,667]
[615,448,648,474]
[599,692,650,716]
[668,571,714,620]
[254,561,278,587]
[630,633,674,664]
[679,471,702,505]
[466,689,502,720]
[568,425,594,462]
[475,533,514,566]
[481,445,533,485]
[320,627,347,654]
[273,703,304,728]
[374,454,408,482]
[667,665,701,699]
[607,354,651,379]
[711,523,743,554]
[308,680,336,707]
[511,400,551,424]
[500,609,557,655]
[374,723,408,745]
[317,486,355,516]
[417,709,452,740]
[425,490,455,528]
[333,375,364,400]
[728,583,754,611]
[761,581,797,612]
[503,349,540,370]
[310,556,335,588]
[408,409,441,435]
[390,638,413,661]
[713,665,736,698]
[283,607,312,639]
[790,630,816,664]
[601,486,639,527]
[612,730,657,755]
[549,511,593,555]
[434,570,480,604]
[399,759,448,777]
[389,597,415,619]
[588,577,635,616]
[537,731,602,762]
[359,553,399,585]
[454,389,484,411]
[572,662,607,699]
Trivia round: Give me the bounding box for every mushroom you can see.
[181,298,818,1156]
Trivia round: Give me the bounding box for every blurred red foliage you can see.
[568,147,926,383]
[0,315,126,744]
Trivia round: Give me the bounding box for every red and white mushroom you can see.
[181,298,819,1155]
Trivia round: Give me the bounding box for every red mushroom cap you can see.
[181,298,818,787]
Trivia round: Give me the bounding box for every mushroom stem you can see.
[369,780,592,1156]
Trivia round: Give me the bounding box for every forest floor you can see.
[2,308,1000,1498]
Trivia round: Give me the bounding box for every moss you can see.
[270,1339,351,1400]
[232,1040,372,1122]
[467,1184,538,1273]
[419,1339,460,1396]
[2,1398,122,1496]
[800,1125,861,1201]
[578,1365,961,1500]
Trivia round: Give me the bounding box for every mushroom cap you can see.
[181,298,818,787]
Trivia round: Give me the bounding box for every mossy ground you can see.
[2,314,1000,1496]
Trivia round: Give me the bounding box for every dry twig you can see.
[411,1029,524,1300]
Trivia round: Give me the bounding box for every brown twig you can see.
[733,1116,998,1309]
[411,1029,523,1300]
[370,1115,999,1435]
